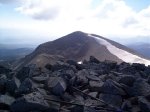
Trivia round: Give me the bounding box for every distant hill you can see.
[0,48,34,60]
[127,43,150,59]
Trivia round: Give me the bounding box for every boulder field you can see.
[0,56,150,112]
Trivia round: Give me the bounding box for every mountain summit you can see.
[16,31,150,68]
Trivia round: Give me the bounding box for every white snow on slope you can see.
[88,34,150,66]
[77,61,82,64]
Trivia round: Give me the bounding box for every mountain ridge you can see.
[14,31,150,69]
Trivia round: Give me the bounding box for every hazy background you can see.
[1,0,150,48]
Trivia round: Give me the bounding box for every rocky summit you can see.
[0,56,150,112]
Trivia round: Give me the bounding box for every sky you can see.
[1,0,150,47]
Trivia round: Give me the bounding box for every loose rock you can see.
[47,77,67,96]
[10,92,53,112]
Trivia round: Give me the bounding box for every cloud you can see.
[2,0,150,41]
[15,0,92,20]
[122,17,138,28]
[17,6,60,20]
[16,0,61,20]
[139,6,150,17]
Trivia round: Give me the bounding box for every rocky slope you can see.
[0,56,150,112]
[15,31,150,69]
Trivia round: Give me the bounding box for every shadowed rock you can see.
[0,95,15,110]
[0,55,149,112]
[131,78,150,96]
[138,96,150,112]
[0,65,11,74]
[99,93,122,108]
[10,92,54,112]
[47,77,67,96]
[118,75,135,86]
[17,78,34,95]
[100,79,126,96]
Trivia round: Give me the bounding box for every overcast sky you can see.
[1,0,150,46]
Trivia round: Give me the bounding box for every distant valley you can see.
[0,47,34,67]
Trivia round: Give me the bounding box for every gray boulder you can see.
[10,92,57,112]
[70,105,84,112]
[121,100,132,111]
[131,78,150,96]
[5,79,17,95]
[16,67,30,82]
[0,65,11,74]
[89,56,100,64]
[0,76,18,95]
[138,96,150,112]
[118,75,135,86]
[76,70,89,85]
[86,74,100,81]
[132,63,146,71]
[88,92,98,98]
[84,106,96,112]
[32,73,49,84]
[0,75,7,94]
[47,77,67,96]
[99,93,122,108]
[89,81,104,92]
[17,78,34,95]
[100,79,126,96]
[0,95,15,110]
[148,76,150,84]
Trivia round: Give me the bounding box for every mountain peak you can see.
[16,32,150,68]
[65,31,88,39]
[70,31,87,35]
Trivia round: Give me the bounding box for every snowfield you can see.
[88,34,150,66]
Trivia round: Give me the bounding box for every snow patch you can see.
[88,34,150,66]
[77,61,82,64]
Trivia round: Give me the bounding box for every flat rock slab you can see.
[10,92,55,112]
[32,75,48,83]
[100,79,126,96]
[99,93,122,108]
[89,81,104,92]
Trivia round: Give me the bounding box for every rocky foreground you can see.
[0,56,150,112]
